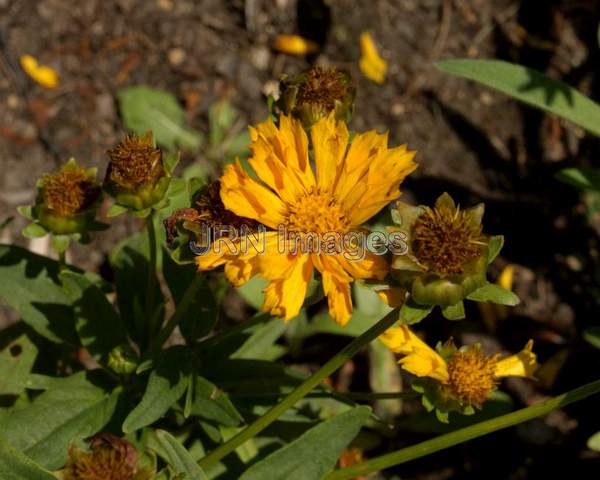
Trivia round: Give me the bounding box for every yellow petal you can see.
[311,113,349,191]
[379,326,449,382]
[262,254,313,321]
[376,287,405,308]
[248,116,314,202]
[321,270,353,326]
[359,32,387,84]
[20,55,59,89]
[220,160,287,229]
[274,35,319,55]
[495,340,538,378]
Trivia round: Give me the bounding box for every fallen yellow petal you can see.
[273,35,319,56]
[359,32,387,84]
[498,264,515,291]
[20,54,59,89]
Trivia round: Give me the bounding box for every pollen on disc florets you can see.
[286,188,350,235]
[412,203,483,275]
[41,162,100,217]
[106,132,164,190]
[445,347,499,407]
[64,433,138,480]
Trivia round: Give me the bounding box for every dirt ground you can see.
[2,0,600,478]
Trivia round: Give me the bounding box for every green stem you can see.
[229,391,418,401]
[197,307,400,469]
[58,250,67,270]
[145,212,158,341]
[324,378,600,480]
[150,272,207,352]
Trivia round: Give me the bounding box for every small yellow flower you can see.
[20,54,59,89]
[196,114,417,325]
[380,325,538,407]
[274,34,319,55]
[359,32,387,84]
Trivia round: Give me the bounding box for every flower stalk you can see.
[197,307,401,469]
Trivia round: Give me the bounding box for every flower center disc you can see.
[446,349,498,406]
[286,189,350,236]
[412,206,482,274]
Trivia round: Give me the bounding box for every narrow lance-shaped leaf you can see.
[149,430,208,480]
[238,406,371,480]
[436,59,600,137]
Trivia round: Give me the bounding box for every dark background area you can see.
[2,0,600,478]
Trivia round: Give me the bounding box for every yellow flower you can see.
[380,325,538,407]
[20,54,59,89]
[196,114,417,325]
[274,35,319,55]
[359,32,387,84]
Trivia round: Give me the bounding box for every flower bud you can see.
[104,132,170,210]
[277,67,355,129]
[390,192,490,307]
[108,344,139,375]
[32,158,101,235]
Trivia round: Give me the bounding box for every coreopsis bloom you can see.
[277,67,355,129]
[63,433,153,480]
[20,54,59,89]
[359,32,387,84]
[380,325,538,420]
[104,132,170,211]
[196,114,417,325]
[391,192,490,307]
[24,158,102,236]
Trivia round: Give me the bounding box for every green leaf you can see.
[117,85,203,151]
[583,327,600,349]
[60,271,128,364]
[399,298,433,325]
[106,203,129,218]
[122,347,191,433]
[21,223,47,239]
[0,333,38,396]
[0,245,77,343]
[436,59,600,137]
[109,232,164,343]
[150,430,208,480]
[0,436,56,480]
[237,276,268,310]
[209,100,237,147]
[162,252,218,343]
[239,406,371,480]
[190,377,244,427]
[487,235,504,264]
[163,152,181,175]
[466,283,520,306]
[231,318,286,360]
[219,426,258,463]
[0,377,119,470]
[441,301,465,320]
[556,167,600,191]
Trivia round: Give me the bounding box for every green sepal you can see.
[487,235,504,264]
[22,222,47,239]
[466,283,520,306]
[50,234,71,254]
[17,205,34,220]
[107,204,129,218]
[399,297,433,325]
[441,301,465,320]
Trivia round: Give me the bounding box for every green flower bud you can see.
[104,131,170,211]
[108,344,139,375]
[390,193,490,307]
[277,67,355,129]
[30,158,102,235]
